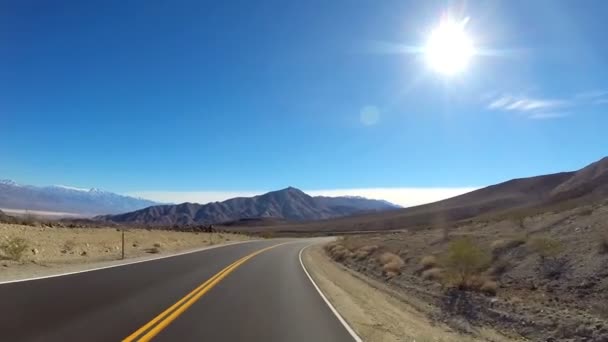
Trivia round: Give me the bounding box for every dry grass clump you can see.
[480,279,498,296]
[354,245,378,260]
[0,237,29,261]
[488,259,511,277]
[491,234,526,252]
[325,243,352,262]
[420,255,438,269]
[528,236,562,259]
[377,252,404,276]
[421,267,443,280]
[63,239,77,252]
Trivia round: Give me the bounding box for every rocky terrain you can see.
[325,201,608,341]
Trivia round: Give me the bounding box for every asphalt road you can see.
[0,239,358,342]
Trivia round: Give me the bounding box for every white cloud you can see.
[487,95,567,112]
[127,187,479,208]
[528,112,568,120]
[487,89,608,120]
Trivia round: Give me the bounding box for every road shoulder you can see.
[303,244,511,342]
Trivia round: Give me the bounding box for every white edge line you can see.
[299,244,363,342]
[0,239,261,285]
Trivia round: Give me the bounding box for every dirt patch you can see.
[303,244,512,342]
[322,202,608,341]
[0,223,253,281]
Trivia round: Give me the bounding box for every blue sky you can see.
[1,1,607,206]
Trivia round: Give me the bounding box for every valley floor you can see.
[0,223,252,282]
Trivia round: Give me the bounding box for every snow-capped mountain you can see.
[0,179,158,216]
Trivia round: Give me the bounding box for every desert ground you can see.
[322,201,608,341]
[0,223,252,281]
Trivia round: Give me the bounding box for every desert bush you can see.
[491,235,526,259]
[377,252,404,276]
[153,242,162,248]
[354,245,378,260]
[0,237,29,261]
[420,255,438,269]
[326,243,352,261]
[480,280,498,296]
[144,247,160,254]
[63,239,77,252]
[528,236,562,259]
[421,267,443,280]
[440,238,491,289]
[488,259,511,276]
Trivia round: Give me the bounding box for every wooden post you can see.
[121,229,125,260]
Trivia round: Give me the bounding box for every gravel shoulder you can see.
[303,244,512,342]
[0,223,254,282]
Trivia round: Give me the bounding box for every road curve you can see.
[0,239,358,342]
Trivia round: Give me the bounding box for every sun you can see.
[424,17,474,76]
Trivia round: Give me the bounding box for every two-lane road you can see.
[0,239,359,341]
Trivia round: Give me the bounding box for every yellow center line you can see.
[123,242,287,342]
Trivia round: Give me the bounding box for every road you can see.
[0,239,359,342]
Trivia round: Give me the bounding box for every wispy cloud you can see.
[574,90,608,104]
[487,95,569,116]
[127,187,480,208]
[487,89,608,120]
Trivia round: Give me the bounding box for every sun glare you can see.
[425,17,474,76]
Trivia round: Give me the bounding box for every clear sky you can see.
[1,1,607,206]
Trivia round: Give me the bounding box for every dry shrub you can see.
[63,239,77,252]
[422,267,443,280]
[528,236,562,259]
[491,235,526,252]
[527,236,569,279]
[420,255,438,269]
[0,237,29,261]
[480,280,498,296]
[488,259,511,276]
[354,245,378,260]
[326,243,352,262]
[440,238,491,290]
[377,252,404,276]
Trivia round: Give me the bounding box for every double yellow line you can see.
[123,243,285,342]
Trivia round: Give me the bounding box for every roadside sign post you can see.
[121,229,125,260]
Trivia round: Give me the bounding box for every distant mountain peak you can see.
[0,180,158,216]
[100,187,398,225]
[0,179,19,186]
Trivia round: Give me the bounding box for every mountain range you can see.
[269,156,608,232]
[0,180,158,215]
[98,187,400,225]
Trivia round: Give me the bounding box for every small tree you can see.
[441,238,491,289]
